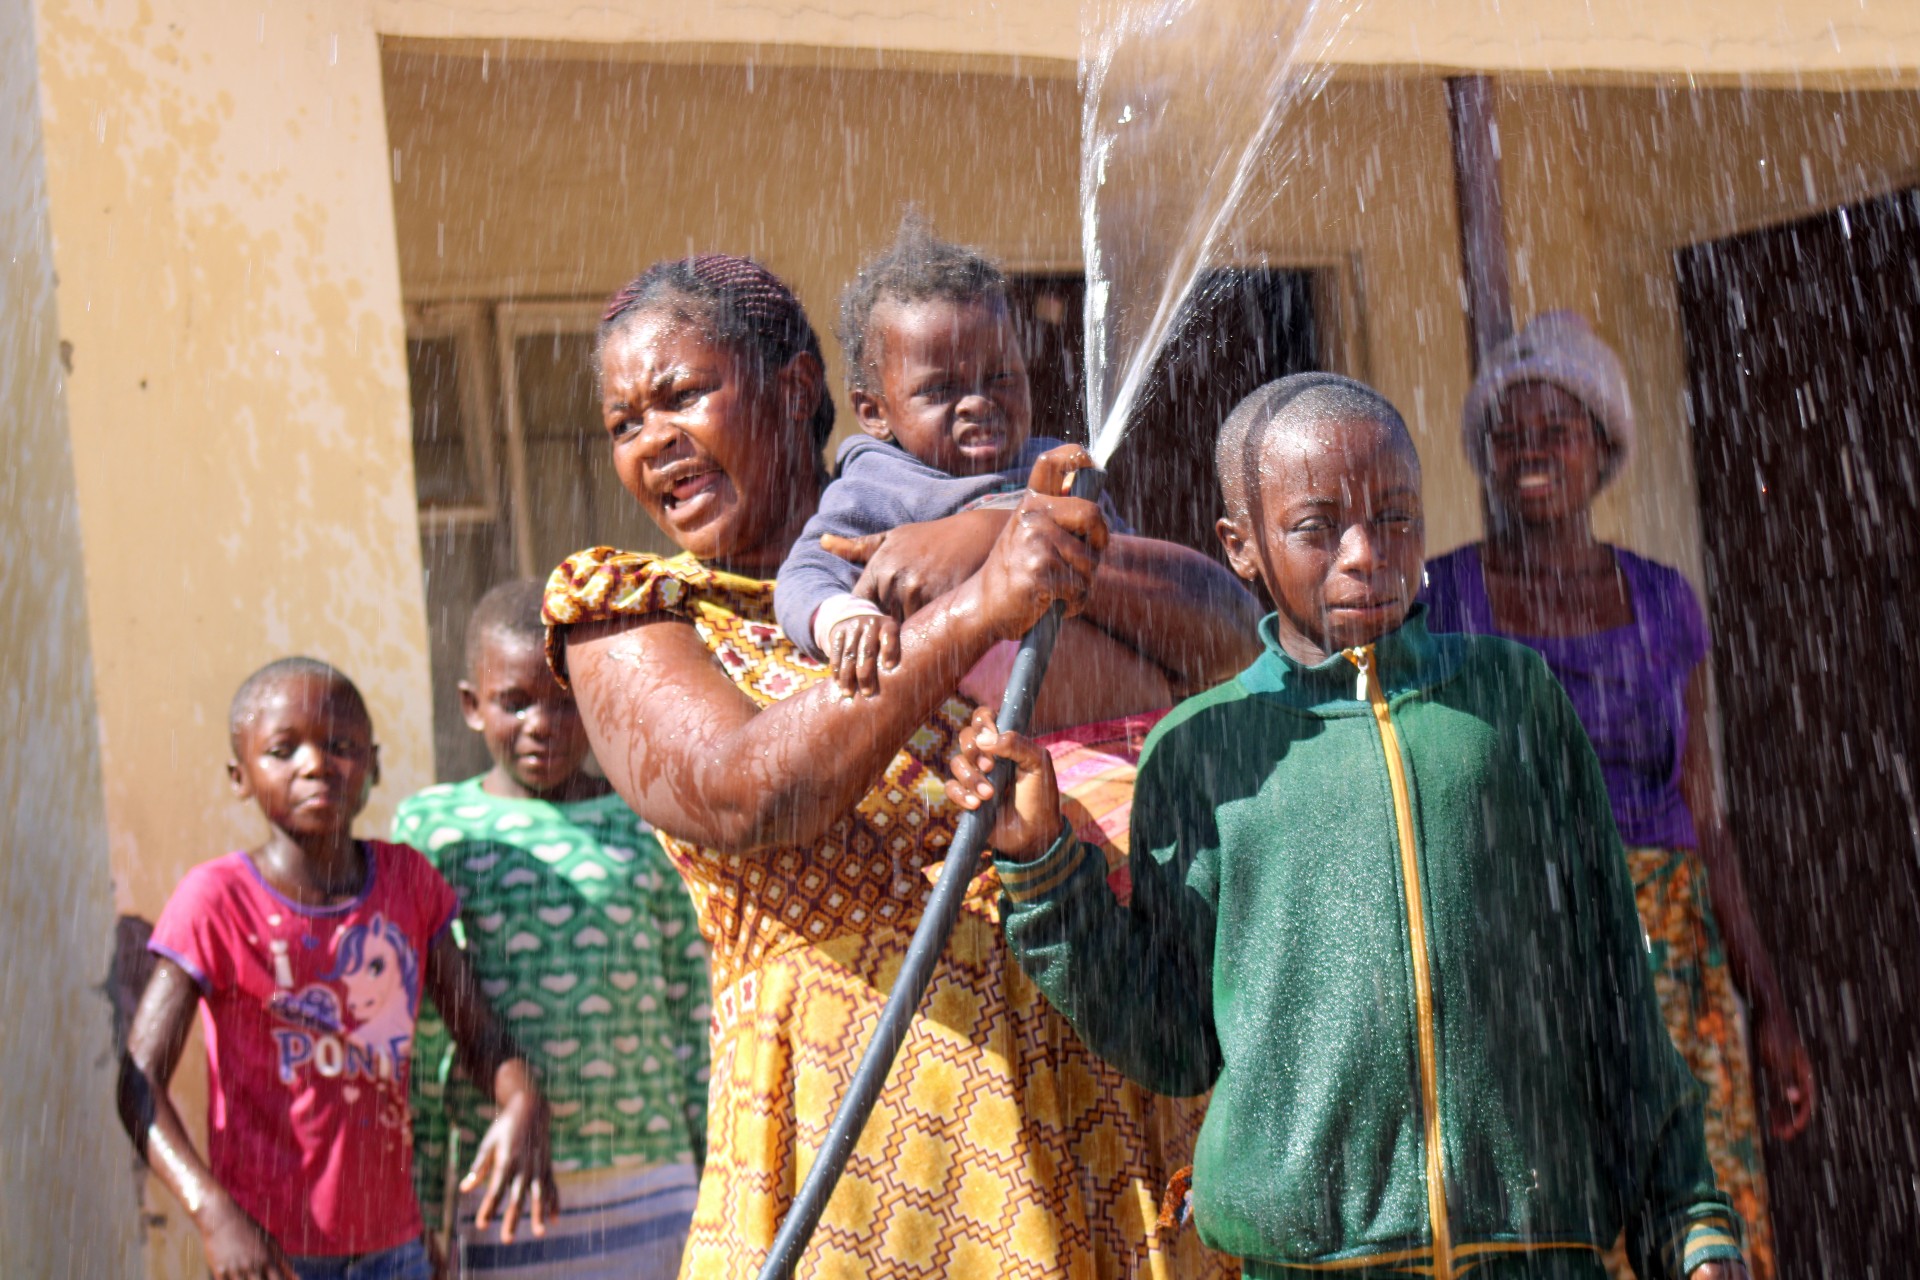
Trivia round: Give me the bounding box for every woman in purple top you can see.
[1424,312,1813,1280]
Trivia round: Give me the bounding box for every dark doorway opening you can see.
[1677,188,1920,1275]
[1005,269,1321,573]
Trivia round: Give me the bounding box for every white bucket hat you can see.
[1460,310,1635,490]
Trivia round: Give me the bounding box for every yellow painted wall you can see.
[370,0,1920,83]
[1498,84,1920,586]
[15,0,1918,1274]
[0,4,144,1275]
[33,1,433,1273]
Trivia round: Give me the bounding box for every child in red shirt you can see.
[119,657,556,1280]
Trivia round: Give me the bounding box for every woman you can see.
[1424,311,1815,1280]
[543,254,1259,1278]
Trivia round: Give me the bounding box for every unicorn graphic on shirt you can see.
[325,913,421,1079]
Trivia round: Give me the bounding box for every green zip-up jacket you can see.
[1000,609,1743,1280]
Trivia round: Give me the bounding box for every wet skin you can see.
[463,630,610,803]
[851,296,1032,477]
[824,293,1257,717]
[601,312,825,577]
[1477,380,1814,1141]
[117,674,557,1279]
[1214,413,1424,667]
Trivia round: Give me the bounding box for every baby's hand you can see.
[945,705,1062,860]
[829,613,901,698]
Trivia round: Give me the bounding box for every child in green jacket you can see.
[945,374,1749,1280]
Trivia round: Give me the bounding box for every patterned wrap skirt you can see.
[1605,847,1773,1280]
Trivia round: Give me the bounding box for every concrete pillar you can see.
[0,2,144,1274]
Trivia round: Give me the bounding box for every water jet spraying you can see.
[756,4,1352,1273]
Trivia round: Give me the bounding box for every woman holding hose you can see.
[543,255,1257,1278]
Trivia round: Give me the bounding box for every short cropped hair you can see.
[228,656,370,744]
[1215,373,1415,518]
[838,213,1009,395]
[464,579,549,676]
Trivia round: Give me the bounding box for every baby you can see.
[773,220,1131,703]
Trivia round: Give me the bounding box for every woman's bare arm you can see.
[569,478,1107,854]
[829,512,1260,696]
[1082,535,1262,695]
[1679,662,1815,1138]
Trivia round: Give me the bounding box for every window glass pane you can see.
[512,330,677,576]
[408,336,479,508]
[418,520,514,782]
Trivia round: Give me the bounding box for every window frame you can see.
[404,301,500,529]
[997,253,1369,383]
[493,300,609,578]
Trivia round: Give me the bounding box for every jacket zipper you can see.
[1348,645,1452,1279]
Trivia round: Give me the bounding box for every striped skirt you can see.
[450,1160,697,1279]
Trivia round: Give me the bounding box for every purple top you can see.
[1422,543,1709,849]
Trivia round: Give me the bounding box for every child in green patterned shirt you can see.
[396,580,709,1279]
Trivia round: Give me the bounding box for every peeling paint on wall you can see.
[1,2,143,1275]
[34,2,433,1272]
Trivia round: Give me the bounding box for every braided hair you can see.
[837,214,1009,395]
[598,254,835,449]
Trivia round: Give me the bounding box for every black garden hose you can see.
[755,465,1106,1279]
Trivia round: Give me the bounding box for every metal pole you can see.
[755,465,1107,1280]
[1446,75,1515,369]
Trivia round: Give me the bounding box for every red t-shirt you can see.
[148,841,458,1256]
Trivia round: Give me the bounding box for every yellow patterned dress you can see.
[544,550,1231,1280]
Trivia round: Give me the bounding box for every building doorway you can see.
[1005,268,1325,576]
[1676,187,1920,1275]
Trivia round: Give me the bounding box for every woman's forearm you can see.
[1696,820,1786,1018]
[843,515,1260,695]
[1080,537,1262,693]
[575,576,1006,854]
[1679,663,1786,1018]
